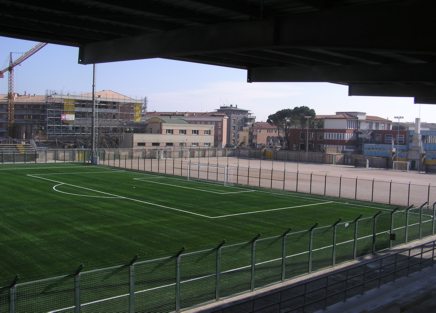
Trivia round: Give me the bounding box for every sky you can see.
[1,36,435,123]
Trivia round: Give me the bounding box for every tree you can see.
[267,106,316,149]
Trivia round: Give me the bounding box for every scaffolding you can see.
[46,91,145,147]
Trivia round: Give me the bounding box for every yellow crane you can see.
[0,42,47,137]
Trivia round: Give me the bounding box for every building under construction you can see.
[0,90,145,147]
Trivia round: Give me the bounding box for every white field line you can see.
[52,184,119,199]
[134,177,255,195]
[0,165,88,171]
[47,228,410,313]
[33,170,125,176]
[211,201,334,219]
[27,174,211,219]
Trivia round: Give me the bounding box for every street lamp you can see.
[394,116,403,160]
[304,116,311,154]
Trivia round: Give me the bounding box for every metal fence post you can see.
[309,173,313,194]
[324,174,327,196]
[281,229,291,281]
[339,176,342,198]
[372,211,382,254]
[215,241,225,301]
[308,223,318,273]
[353,215,362,259]
[371,179,375,202]
[433,202,436,235]
[389,180,392,205]
[419,202,428,239]
[251,234,261,291]
[428,184,431,207]
[8,275,18,313]
[389,208,399,248]
[296,171,299,192]
[332,219,342,266]
[354,177,358,200]
[128,255,138,313]
[175,248,185,313]
[405,205,414,243]
[407,182,411,206]
[73,264,84,313]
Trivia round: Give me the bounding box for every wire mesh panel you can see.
[409,184,430,208]
[373,180,391,204]
[248,167,260,187]
[283,172,297,193]
[15,275,74,313]
[325,176,340,198]
[297,173,311,194]
[335,221,356,264]
[374,212,391,251]
[311,174,326,196]
[390,182,410,206]
[392,210,407,244]
[179,250,216,310]
[220,243,252,298]
[312,226,334,270]
[284,231,310,278]
[0,287,9,312]
[259,168,272,189]
[134,257,176,313]
[80,265,130,313]
[421,206,434,237]
[340,177,356,200]
[356,179,373,202]
[254,236,282,288]
[237,167,250,186]
[407,208,422,242]
[355,217,373,257]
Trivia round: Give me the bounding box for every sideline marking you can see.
[211,201,333,218]
[134,177,255,195]
[0,165,88,171]
[27,174,211,219]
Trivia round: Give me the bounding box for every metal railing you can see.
[239,240,436,313]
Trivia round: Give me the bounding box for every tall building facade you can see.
[216,105,255,147]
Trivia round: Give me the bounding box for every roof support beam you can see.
[79,3,436,64]
[247,64,436,83]
[349,84,436,98]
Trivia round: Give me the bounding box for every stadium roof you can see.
[1,0,436,103]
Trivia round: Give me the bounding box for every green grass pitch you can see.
[0,163,400,287]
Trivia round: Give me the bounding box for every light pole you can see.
[305,116,311,154]
[394,116,403,161]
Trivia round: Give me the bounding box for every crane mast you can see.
[0,42,47,137]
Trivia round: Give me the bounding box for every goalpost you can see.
[393,160,411,172]
[185,160,232,186]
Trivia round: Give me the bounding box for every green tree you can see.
[267,106,316,149]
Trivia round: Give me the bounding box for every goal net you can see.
[184,161,235,186]
[393,160,410,171]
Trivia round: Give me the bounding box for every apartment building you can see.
[121,116,214,148]
[251,122,280,148]
[216,105,255,147]
[147,111,227,147]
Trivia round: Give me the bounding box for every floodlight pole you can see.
[91,63,97,165]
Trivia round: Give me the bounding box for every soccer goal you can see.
[393,160,411,171]
[185,160,233,185]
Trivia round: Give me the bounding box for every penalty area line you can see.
[27,174,212,219]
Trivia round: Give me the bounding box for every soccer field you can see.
[0,163,429,312]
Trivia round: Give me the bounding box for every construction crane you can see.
[0,42,47,137]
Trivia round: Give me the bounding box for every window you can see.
[267,129,274,133]
[192,130,199,135]
[384,134,393,144]
[166,129,174,134]
[166,142,173,146]
[375,122,379,130]
[369,122,373,130]
[179,142,185,147]
[397,135,405,144]
[204,143,211,147]
[204,130,211,135]
[152,142,160,146]
[179,129,187,135]
[137,142,145,146]
[191,142,199,147]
